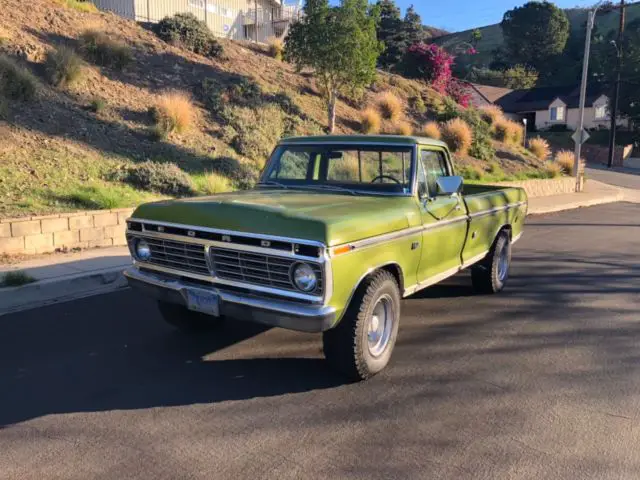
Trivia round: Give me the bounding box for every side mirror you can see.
[436,175,464,196]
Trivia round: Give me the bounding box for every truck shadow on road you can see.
[0,293,347,427]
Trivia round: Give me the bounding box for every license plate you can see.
[186,290,220,317]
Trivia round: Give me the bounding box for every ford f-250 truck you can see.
[124,135,527,381]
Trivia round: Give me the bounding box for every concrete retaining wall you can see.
[0,208,134,255]
[492,177,577,198]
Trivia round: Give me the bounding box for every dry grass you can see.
[79,29,132,70]
[0,55,38,101]
[54,0,98,13]
[544,161,563,178]
[393,121,413,136]
[195,172,234,195]
[493,118,524,146]
[267,37,284,61]
[555,150,576,175]
[374,91,403,121]
[441,118,473,155]
[360,107,382,134]
[329,155,360,181]
[528,137,551,160]
[422,121,441,140]
[152,91,195,138]
[479,105,504,126]
[44,46,84,87]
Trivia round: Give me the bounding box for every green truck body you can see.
[124,135,527,380]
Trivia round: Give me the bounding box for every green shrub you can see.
[1,270,36,287]
[459,165,484,181]
[0,55,38,101]
[209,156,259,189]
[80,30,132,70]
[89,97,106,113]
[193,172,234,195]
[487,161,506,181]
[153,13,223,58]
[458,107,495,161]
[44,46,84,87]
[438,96,461,122]
[228,77,262,106]
[228,104,285,162]
[410,95,426,115]
[122,161,194,196]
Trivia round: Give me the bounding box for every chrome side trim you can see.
[403,250,489,297]
[135,262,325,303]
[468,201,527,219]
[129,217,326,249]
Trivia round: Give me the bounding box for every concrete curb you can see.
[0,267,128,316]
[527,191,625,215]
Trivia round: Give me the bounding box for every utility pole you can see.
[574,8,597,193]
[607,0,625,168]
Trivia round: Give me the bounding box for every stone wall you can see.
[491,177,577,198]
[0,208,134,255]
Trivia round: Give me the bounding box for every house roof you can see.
[468,83,514,105]
[496,85,606,113]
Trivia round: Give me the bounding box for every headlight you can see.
[136,239,152,261]
[292,263,317,292]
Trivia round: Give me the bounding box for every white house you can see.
[489,84,628,132]
[93,0,301,43]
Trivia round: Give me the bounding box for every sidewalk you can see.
[1,180,637,315]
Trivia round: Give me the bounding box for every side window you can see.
[421,150,448,197]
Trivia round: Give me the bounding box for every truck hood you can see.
[132,190,418,246]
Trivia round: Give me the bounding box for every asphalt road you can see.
[2,203,640,479]
[587,166,640,190]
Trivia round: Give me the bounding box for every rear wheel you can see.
[322,270,401,381]
[157,301,225,332]
[471,231,511,294]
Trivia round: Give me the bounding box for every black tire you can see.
[471,230,511,294]
[157,301,225,333]
[322,270,401,382]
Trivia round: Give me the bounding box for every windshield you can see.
[259,144,415,195]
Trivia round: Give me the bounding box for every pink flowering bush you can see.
[401,43,472,108]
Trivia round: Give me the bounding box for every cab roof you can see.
[279,134,447,149]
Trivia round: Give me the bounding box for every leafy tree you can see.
[503,65,539,89]
[403,5,425,46]
[615,20,640,127]
[285,0,382,132]
[471,28,482,47]
[500,1,570,71]
[375,0,406,70]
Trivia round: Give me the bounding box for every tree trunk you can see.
[327,92,337,133]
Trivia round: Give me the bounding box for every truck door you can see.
[416,149,468,284]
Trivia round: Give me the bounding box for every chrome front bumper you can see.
[124,267,336,333]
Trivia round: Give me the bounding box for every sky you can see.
[330,0,600,32]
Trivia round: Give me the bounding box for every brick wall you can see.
[0,208,134,255]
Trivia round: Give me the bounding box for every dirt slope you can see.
[0,0,544,218]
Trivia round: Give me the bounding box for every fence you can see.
[92,0,301,43]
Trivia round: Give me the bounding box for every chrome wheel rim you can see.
[367,295,393,357]
[497,245,509,282]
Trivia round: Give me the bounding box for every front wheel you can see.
[471,230,511,294]
[157,301,225,333]
[322,270,401,381]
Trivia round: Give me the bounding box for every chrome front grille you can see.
[143,238,209,276]
[209,247,323,295]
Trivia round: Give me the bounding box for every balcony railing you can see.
[243,6,301,25]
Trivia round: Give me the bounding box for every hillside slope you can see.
[434,2,640,69]
[0,0,546,219]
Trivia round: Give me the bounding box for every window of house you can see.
[188,0,205,9]
[595,104,607,120]
[550,106,565,122]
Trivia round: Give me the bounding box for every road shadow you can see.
[0,291,346,427]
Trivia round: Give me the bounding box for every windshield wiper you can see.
[257,181,289,189]
[299,185,359,196]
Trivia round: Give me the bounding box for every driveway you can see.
[1,203,640,479]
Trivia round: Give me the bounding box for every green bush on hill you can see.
[116,161,194,196]
[0,55,38,101]
[153,13,223,58]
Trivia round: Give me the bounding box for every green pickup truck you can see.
[124,135,527,381]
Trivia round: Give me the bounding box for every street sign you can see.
[572,128,591,145]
